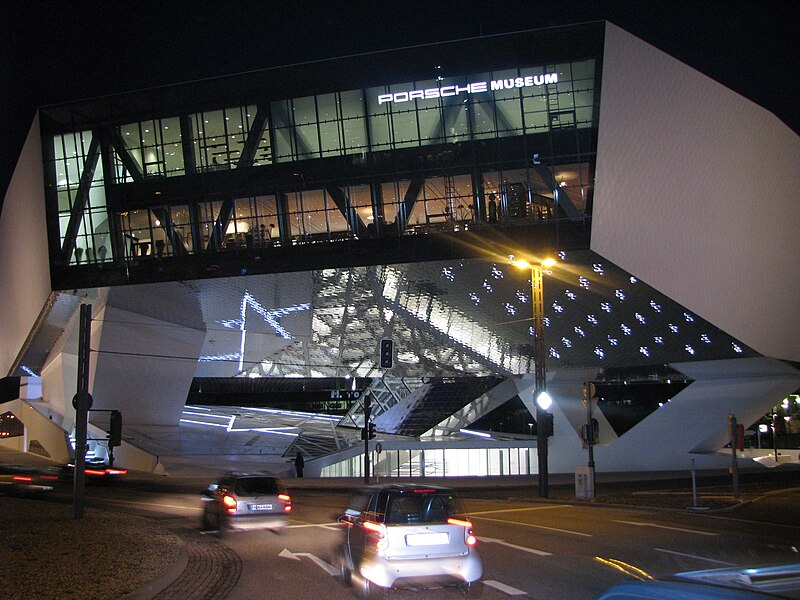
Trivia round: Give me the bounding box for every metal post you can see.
[691,458,698,508]
[729,414,740,500]
[363,395,371,484]
[773,413,779,462]
[531,265,549,499]
[73,304,93,520]
[584,382,596,498]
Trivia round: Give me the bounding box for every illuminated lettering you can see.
[378,71,558,104]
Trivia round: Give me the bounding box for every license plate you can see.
[249,503,273,511]
[405,532,449,546]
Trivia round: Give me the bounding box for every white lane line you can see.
[480,536,552,556]
[483,579,529,596]
[473,514,592,537]
[470,505,568,516]
[654,548,735,565]
[94,497,203,512]
[286,522,340,529]
[613,520,718,536]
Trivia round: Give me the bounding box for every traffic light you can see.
[539,412,554,437]
[379,338,394,369]
[360,422,377,440]
[108,410,122,447]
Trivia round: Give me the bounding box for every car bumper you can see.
[226,513,289,531]
[359,550,482,588]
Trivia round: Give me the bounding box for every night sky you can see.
[1,0,797,202]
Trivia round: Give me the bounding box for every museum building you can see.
[1,21,798,477]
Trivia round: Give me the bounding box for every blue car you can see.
[598,564,800,599]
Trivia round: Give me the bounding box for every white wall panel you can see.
[0,115,52,375]
[593,23,800,362]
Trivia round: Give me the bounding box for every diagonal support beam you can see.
[237,104,269,168]
[325,185,366,237]
[60,135,101,261]
[111,129,144,181]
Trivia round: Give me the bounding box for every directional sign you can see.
[278,548,338,576]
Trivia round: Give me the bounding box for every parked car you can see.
[0,464,58,495]
[201,472,292,535]
[598,564,800,599]
[337,483,482,598]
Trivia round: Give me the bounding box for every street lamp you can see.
[513,257,556,498]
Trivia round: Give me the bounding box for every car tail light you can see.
[12,476,33,482]
[278,493,292,511]
[223,494,237,514]
[105,469,127,476]
[41,475,58,481]
[447,518,477,546]
[85,469,106,476]
[363,520,388,550]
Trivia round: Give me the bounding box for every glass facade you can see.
[42,44,599,274]
[319,444,534,478]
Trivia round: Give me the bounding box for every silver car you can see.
[337,483,483,598]
[201,472,292,535]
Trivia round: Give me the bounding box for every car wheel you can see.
[338,549,352,586]
[360,577,385,600]
[215,513,226,538]
[458,581,483,598]
[201,509,213,531]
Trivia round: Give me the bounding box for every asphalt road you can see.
[74,484,800,599]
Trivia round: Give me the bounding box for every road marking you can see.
[483,579,528,596]
[285,522,339,529]
[653,548,735,565]
[612,520,718,536]
[473,515,592,537]
[470,505,568,516]
[94,497,202,512]
[595,556,653,581]
[278,548,338,576]
[479,536,552,556]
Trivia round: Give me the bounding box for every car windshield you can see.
[234,477,280,496]
[384,491,462,524]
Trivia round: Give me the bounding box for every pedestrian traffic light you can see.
[581,418,599,444]
[368,422,377,440]
[360,426,368,440]
[539,412,554,437]
[379,338,394,369]
[108,410,122,447]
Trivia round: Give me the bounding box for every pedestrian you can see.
[294,451,305,478]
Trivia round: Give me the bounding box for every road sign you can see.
[375,442,383,454]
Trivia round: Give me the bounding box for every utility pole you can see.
[73,304,93,520]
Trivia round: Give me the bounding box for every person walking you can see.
[294,451,305,478]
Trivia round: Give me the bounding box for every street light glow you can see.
[537,391,553,410]
[541,257,557,268]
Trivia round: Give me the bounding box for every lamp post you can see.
[514,257,556,498]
